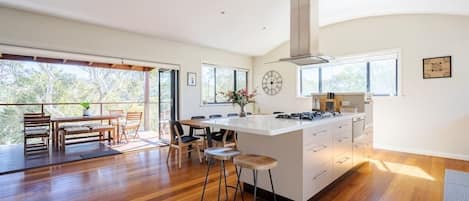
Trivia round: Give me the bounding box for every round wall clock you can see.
[262,70,283,96]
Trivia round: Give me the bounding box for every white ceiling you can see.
[1,0,469,56]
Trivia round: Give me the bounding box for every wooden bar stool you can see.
[201,147,242,201]
[233,154,278,201]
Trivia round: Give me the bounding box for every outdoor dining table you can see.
[179,119,213,147]
[51,115,121,149]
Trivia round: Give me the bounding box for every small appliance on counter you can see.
[325,92,336,112]
[312,92,367,113]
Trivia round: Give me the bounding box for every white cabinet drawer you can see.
[333,136,352,157]
[332,120,352,136]
[332,153,353,180]
[303,125,331,146]
[304,161,333,199]
[304,142,332,169]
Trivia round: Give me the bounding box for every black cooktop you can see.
[275,111,341,121]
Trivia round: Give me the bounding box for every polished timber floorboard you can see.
[0,147,468,201]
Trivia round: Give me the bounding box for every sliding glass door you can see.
[158,69,179,143]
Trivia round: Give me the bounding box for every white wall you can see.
[0,6,253,119]
[254,14,469,160]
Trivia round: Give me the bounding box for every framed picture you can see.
[187,72,196,86]
[423,56,452,79]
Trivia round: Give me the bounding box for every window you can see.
[300,67,320,96]
[201,64,248,104]
[369,59,398,96]
[322,62,367,93]
[299,53,398,96]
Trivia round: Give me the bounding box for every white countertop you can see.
[201,113,365,136]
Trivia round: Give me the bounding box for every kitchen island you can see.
[202,113,369,201]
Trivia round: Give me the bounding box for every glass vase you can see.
[239,104,246,117]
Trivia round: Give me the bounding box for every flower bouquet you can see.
[219,88,256,117]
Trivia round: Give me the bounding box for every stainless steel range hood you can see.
[272,0,331,65]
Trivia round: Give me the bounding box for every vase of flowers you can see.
[220,89,256,117]
[80,102,91,116]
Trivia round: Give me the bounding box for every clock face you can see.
[262,70,282,96]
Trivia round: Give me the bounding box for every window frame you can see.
[201,63,248,105]
[298,50,400,97]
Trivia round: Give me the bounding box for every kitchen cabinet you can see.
[303,119,354,199]
[206,113,367,201]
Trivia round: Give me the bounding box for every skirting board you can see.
[374,144,469,161]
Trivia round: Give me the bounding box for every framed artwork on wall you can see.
[423,56,452,79]
[187,72,196,86]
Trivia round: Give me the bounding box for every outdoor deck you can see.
[0,131,164,175]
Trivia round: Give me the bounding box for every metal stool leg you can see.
[200,159,213,201]
[253,170,258,201]
[233,166,245,201]
[218,160,223,201]
[222,161,229,200]
[268,169,277,201]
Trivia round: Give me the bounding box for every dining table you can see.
[51,115,121,149]
[179,119,213,147]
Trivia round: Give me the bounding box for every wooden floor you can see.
[0,148,468,201]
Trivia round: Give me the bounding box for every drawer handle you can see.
[337,137,349,142]
[313,170,327,180]
[312,145,327,152]
[337,157,350,164]
[312,130,327,136]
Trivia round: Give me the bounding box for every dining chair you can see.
[211,129,238,148]
[109,109,124,135]
[23,113,51,155]
[191,116,207,148]
[227,113,239,117]
[121,112,142,143]
[167,121,202,168]
[208,114,223,135]
[109,109,124,117]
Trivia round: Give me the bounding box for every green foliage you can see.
[80,102,90,109]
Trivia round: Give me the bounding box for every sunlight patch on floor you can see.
[110,131,165,152]
[370,159,435,181]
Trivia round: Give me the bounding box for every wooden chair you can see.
[191,116,207,148]
[109,110,124,140]
[166,121,202,168]
[23,113,51,155]
[121,112,142,143]
[211,129,238,148]
[109,110,124,123]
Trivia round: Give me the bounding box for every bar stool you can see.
[233,154,278,201]
[201,147,242,201]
